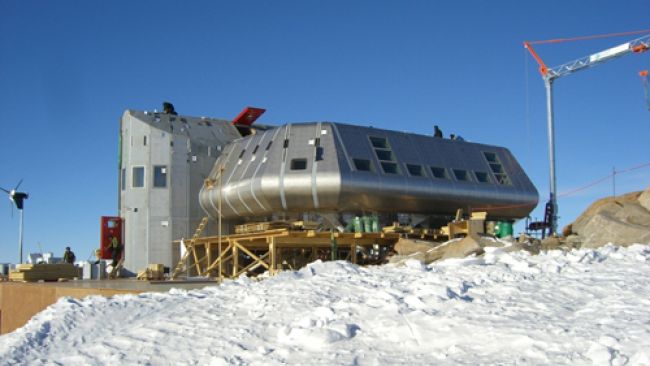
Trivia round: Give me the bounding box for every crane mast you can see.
[524,32,649,236]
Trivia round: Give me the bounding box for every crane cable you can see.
[558,162,650,198]
[469,161,650,212]
[527,29,650,45]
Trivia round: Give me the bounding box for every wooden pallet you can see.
[9,263,80,282]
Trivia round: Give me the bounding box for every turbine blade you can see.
[15,178,23,190]
[0,187,10,194]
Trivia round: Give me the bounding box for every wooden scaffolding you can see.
[172,227,400,280]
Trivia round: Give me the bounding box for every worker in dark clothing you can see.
[109,236,123,267]
[63,247,76,264]
[434,125,443,138]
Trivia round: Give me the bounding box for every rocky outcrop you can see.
[565,186,650,248]
[390,188,650,266]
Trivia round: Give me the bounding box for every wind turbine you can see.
[1,179,29,264]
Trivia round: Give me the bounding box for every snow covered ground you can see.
[1,244,650,365]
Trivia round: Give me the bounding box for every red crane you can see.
[641,70,649,110]
[524,30,650,235]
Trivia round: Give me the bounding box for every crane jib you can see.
[589,42,631,63]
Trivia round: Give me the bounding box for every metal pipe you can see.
[218,164,223,281]
[545,78,558,235]
[19,209,24,264]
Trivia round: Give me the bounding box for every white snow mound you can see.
[1,244,650,365]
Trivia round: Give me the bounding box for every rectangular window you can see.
[375,150,394,161]
[238,149,246,159]
[369,136,388,149]
[381,162,400,174]
[143,136,147,146]
[283,139,289,148]
[290,158,307,170]
[453,169,470,181]
[266,140,273,150]
[121,168,126,191]
[153,166,167,188]
[484,152,497,163]
[252,145,259,154]
[430,167,449,179]
[406,164,424,177]
[132,167,145,188]
[489,163,504,174]
[353,158,373,172]
[474,171,490,183]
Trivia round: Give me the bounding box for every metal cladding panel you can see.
[200,122,539,221]
[121,110,244,272]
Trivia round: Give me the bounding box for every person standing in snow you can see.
[109,236,123,267]
[63,246,76,264]
[434,125,443,138]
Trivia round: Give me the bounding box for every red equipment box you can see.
[100,216,123,260]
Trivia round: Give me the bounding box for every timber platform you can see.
[172,229,401,279]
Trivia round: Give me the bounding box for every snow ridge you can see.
[1,244,650,365]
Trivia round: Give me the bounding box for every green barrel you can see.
[353,216,362,233]
[495,221,514,238]
[371,214,380,233]
[362,216,372,233]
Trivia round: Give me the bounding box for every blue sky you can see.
[1,1,649,264]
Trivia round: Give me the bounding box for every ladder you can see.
[171,217,209,279]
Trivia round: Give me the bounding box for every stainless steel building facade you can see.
[118,110,242,273]
[199,122,538,227]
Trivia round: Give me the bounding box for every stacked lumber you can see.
[137,264,165,281]
[235,220,319,234]
[382,223,412,233]
[9,263,80,282]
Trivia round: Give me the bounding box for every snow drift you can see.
[1,244,650,365]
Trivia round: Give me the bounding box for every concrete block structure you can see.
[118,109,243,274]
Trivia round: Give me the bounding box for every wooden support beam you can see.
[203,243,232,276]
[233,242,270,270]
[236,251,270,277]
[269,237,277,275]
[191,243,202,276]
[232,241,240,278]
[218,241,223,281]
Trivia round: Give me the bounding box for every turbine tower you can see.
[1,179,29,264]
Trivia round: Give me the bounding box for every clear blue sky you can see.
[1,1,649,264]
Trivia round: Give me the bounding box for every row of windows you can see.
[371,136,400,175]
[228,136,512,187]
[484,151,511,185]
[121,166,168,190]
[351,158,493,183]
[347,137,512,185]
